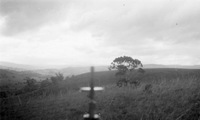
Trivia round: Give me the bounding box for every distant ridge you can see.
[143,64,200,69]
[0,61,39,70]
[31,66,109,76]
[0,62,200,76]
[0,69,47,86]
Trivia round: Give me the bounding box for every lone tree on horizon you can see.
[109,56,144,87]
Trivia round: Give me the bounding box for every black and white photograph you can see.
[0,0,200,120]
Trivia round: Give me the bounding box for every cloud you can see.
[67,0,200,65]
[0,0,70,36]
[70,0,200,45]
[0,0,199,66]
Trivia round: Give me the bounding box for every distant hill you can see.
[18,64,200,77]
[0,61,200,77]
[0,62,109,76]
[143,64,200,69]
[65,68,200,89]
[59,66,108,76]
[30,66,109,76]
[0,69,47,86]
[0,61,40,71]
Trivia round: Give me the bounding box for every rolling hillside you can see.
[143,64,200,69]
[0,69,47,86]
[64,68,200,89]
[1,61,200,77]
[1,68,200,120]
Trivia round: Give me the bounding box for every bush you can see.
[40,78,52,88]
[51,73,64,85]
[23,77,38,92]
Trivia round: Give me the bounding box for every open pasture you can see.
[1,68,200,120]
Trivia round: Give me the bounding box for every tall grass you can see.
[96,76,200,120]
[1,70,200,120]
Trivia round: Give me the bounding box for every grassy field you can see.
[1,68,200,120]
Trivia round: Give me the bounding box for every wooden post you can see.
[88,67,95,119]
[80,66,104,120]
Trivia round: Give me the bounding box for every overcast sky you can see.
[0,0,200,67]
